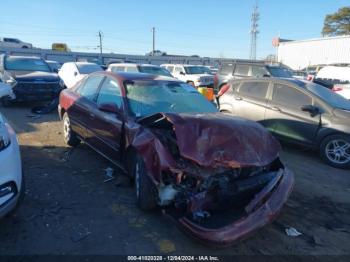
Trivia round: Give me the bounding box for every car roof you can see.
[100,71,179,82]
[108,63,162,68]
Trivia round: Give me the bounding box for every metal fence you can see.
[0,47,232,66]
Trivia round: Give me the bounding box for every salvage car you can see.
[218,78,350,168]
[0,55,64,106]
[0,111,23,218]
[58,71,294,246]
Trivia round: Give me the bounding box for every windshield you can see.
[303,82,350,110]
[125,80,218,118]
[5,57,51,72]
[184,66,209,75]
[268,67,293,78]
[77,64,102,74]
[139,66,173,77]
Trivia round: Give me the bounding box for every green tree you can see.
[322,7,350,36]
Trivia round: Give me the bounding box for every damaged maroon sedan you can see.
[58,71,294,246]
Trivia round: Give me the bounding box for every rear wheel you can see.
[133,155,158,210]
[62,113,80,147]
[320,134,350,169]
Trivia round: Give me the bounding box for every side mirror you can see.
[74,71,78,76]
[180,71,185,75]
[301,105,320,117]
[53,68,59,73]
[263,74,271,77]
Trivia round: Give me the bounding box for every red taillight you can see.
[218,84,230,97]
[332,86,343,92]
[307,75,314,81]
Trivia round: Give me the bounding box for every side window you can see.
[234,65,250,76]
[96,77,122,108]
[174,67,183,73]
[220,64,234,75]
[238,81,269,99]
[111,66,125,73]
[77,75,104,101]
[167,66,174,73]
[272,84,312,109]
[126,66,138,73]
[251,66,268,77]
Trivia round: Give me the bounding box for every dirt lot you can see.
[0,105,349,257]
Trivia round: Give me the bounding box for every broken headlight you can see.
[0,115,10,151]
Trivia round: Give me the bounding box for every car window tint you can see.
[110,66,125,73]
[234,65,250,76]
[97,77,122,108]
[126,67,138,72]
[239,81,269,99]
[167,66,174,73]
[78,75,104,101]
[251,66,268,77]
[175,67,183,73]
[220,63,234,75]
[272,84,312,108]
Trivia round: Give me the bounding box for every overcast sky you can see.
[1,0,349,58]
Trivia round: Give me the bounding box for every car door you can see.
[264,82,321,144]
[232,80,270,122]
[68,75,105,141]
[91,77,124,162]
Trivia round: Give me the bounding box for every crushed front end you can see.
[161,159,294,247]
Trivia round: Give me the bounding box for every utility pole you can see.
[98,30,103,55]
[152,27,155,56]
[249,1,259,60]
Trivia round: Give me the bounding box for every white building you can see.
[277,35,350,70]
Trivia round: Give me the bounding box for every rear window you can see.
[139,66,172,77]
[219,63,234,75]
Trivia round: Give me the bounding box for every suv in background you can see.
[0,55,64,105]
[0,37,33,49]
[161,64,214,88]
[107,63,173,78]
[214,60,292,92]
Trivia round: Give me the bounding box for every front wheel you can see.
[62,113,80,147]
[320,134,350,169]
[133,155,158,211]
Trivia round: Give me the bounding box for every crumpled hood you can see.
[9,71,59,82]
[163,112,281,168]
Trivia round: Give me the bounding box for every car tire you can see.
[62,113,80,147]
[320,134,350,169]
[133,154,158,211]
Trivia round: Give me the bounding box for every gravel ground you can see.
[0,105,349,258]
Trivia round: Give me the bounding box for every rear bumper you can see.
[175,168,294,247]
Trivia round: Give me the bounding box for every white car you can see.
[0,37,33,49]
[107,63,173,77]
[58,62,103,88]
[316,66,350,99]
[161,64,214,88]
[0,112,23,218]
